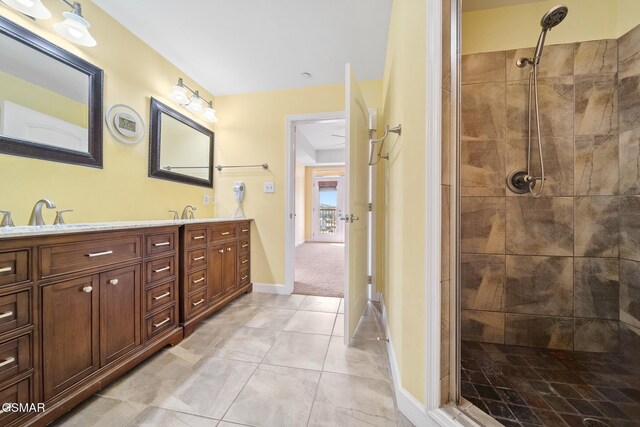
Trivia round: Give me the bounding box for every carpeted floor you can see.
[294,242,344,297]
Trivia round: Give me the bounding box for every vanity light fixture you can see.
[170,78,218,123]
[1,0,52,19]
[53,0,96,47]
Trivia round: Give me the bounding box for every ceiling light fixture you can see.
[170,78,218,123]
[54,1,96,47]
[300,72,312,79]
[1,0,52,19]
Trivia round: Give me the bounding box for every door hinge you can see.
[368,203,373,212]
[368,275,372,284]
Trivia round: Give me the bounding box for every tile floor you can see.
[54,293,414,427]
[461,340,640,427]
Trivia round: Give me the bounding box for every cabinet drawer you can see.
[239,253,250,269]
[239,239,250,254]
[0,376,31,425]
[145,257,175,284]
[209,224,237,242]
[185,290,208,318]
[146,306,176,341]
[186,228,207,248]
[238,222,250,237]
[239,270,250,287]
[146,232,175,257]
[186,269,207,294]
[145,281,175,314]
[186,249,207,272]
[40,236,142,278]
[0,335,31,383]
[0,292,30,335]
[0,251,29,287]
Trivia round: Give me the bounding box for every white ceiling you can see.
[92,0,393,96]
[462,0,546,12]
[296,120,345,166]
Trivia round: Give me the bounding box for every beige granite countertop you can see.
[0,218,252,239]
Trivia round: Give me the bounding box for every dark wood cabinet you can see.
[42,275,99,401]
[0,225,182,426]
[180,221,252,336]
[99,265,141,366]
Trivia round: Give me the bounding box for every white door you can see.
[343,64,370,343]
[312,176,345,243]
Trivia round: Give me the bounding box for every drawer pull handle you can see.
[0,311,13,319]
[242,229,249,232]
[86,250,113,258]
[153,291,171,301]
[154,266,171,273]
[227,247,232,252]
[0,357,15,368]
[110,279,119,285]
[82,286,93,293]
[193,277,205,284]
[193,256,205,261]
[220,231,230,236]
[193,235,205,240]
[241,244,249,248]
[154,242,171,247]
[241,260,248,264]
[241,275,249,280]
[192,298,205,307]
[153,317,171,328]
[218,249,225,254]
[0,266,12,273]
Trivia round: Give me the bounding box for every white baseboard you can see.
[295,240,305,247]
[252,283,292,295]
[380,298,463,427]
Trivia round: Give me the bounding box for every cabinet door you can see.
[208,244,224,301]
[42,275,99,400]
[100,264,141,366]
[223,243,237,293]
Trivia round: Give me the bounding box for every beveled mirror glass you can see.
[0,16,103,168]
[149,98,214,188]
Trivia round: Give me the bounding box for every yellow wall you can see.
[379,0,426,403]
[213,82,381,285]
[304,166,345,241]
[0,71,88,127]
[0,1,215,225]
[462,0,640,54]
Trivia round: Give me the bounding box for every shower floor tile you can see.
[461,341,640,427]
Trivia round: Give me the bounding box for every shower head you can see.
[530,5,568,65]
[541,5,568,29]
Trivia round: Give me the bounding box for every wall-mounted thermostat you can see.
[105,104,145,144]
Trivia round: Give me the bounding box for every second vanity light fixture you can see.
[0,0,96,47]
[170,78,219,123]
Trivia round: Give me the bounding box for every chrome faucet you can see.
[28,199,56,226]
[181,204,196,220]
[0,210,14,228]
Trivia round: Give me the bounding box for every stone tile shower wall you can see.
[460,24,640,353]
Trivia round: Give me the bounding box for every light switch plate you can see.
[203,194,211,205]
[264,182,275,193]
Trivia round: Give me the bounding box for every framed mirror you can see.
[149,98,214,188]
[0,16,103,168]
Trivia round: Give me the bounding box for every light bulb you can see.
[54,11,97,47]
[1,0,52,19]
[170,85,189,105]
[203,107,218,123]
[186,95,204,113]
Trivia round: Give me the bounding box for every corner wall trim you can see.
[381,298,464,427]
[252,283,291,294]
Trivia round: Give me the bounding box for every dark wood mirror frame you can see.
[148,98,214,188]
[0,16,104,168]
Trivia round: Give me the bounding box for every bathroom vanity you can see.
[0,218,251,426]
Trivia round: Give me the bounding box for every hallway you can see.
[294,243,345,298]
[55,293,410,426]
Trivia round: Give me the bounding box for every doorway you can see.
[312,175,345,243]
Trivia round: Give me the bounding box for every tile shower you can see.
[459,23,640,427]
